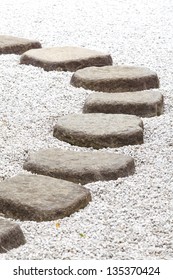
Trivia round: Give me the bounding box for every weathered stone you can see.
[0,174,91,221]
[23,148,135,185]
[70,65,159,92]
[53,113,144,149]
[0,35,41,55]
[20,46,113,71]
[0,218,25,253]
[83,90,164,117]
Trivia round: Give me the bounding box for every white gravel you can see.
[0,0,173,259]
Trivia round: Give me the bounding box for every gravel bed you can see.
[0,0,173,259]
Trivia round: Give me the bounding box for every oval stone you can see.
[0,35,41,55]
[83,90,164,117]
[70,65,159,92]
[20,46,113,71]
[23,148,135,185]
[53,113,144,148]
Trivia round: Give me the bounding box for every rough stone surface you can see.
[0,219,25,253]
[23,148,135,184]
[0,174,91,221]
[0,35,41,55]
[83,90,164,117]
[20,46,113,71]
[53,113,144,148]
[70,65,160,92]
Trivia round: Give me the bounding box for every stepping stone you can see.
[0,174,91,221]
[70,65,159,92]
[0,35,41,55]
[0,218,25,253]
[83,90,164,117]
[20,46,113,71]
[23,148,135,185]
[53,113,144,149]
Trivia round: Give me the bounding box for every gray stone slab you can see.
[70,65,159,92]
[53,113,144,149]
[0,35,41,55]
[83,90,164,117]
[0,174,91,221]
[23,148,135,185]
[0,218,25,253]
[20,46,113,71]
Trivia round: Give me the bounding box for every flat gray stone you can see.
[23,148,135,185]
[70,65,160,92]
[83,90,164,117]
[0,174,91,221]
[0,218,25,253]
[0,35,41,55]
[20,46,113,71]
[53,113,144,149]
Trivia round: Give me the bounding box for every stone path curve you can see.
[0,37,163,254]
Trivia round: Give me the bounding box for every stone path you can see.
[0,218,25,253]
[70,65,159,92]
[53,113,144,148]
[23,148,135,185]
[0,38,163,254]
[20,46,113,71]
[0,174,91,221]
[83,90,163,117]
[0,35,41,55]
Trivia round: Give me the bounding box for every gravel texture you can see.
[0,0,173,259]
